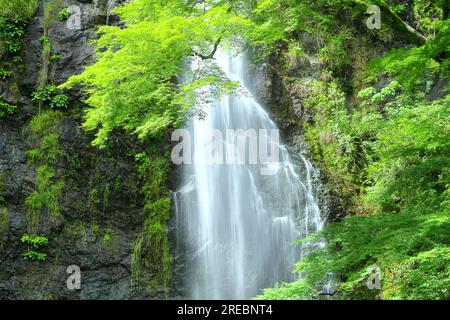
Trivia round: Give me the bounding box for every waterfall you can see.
[174,51,325,299]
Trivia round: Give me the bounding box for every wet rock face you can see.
[0,1,156,300]
[0,112,143,299]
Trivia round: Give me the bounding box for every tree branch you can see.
[192,37,222,60]
[359,0,427,45]
[377,1,427,44]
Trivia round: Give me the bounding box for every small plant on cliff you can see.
[32,85,57,103]
[0,69,13,79]
[32,85,69,109]
[21,234,49,261]
[21,234,49,248]
[0,10,32,78]
[0,0,38,20]
[50,53,61,62]
[0,99,18,118]
[102,233,111,243]
[58,8,71,21]
[50,93,69,109]
[22,251,47,261]
[39,35,51,47]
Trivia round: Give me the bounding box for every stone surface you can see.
[0,0,156,300]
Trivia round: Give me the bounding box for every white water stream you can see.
[174,51,325,299]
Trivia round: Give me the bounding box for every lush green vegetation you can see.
[21,234,49,248]
[0,0,37,116]
[0,0,38,19]
[62,0,257,146]
[131,152,172,295]
[25,110,64,232]
[32,85,69,109]
[0,99,17,118]
[0,0,37,74]
[58,8,71,21]
[20,234,49,261]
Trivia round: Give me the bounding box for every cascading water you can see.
[174,51,325,299]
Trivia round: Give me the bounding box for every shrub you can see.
[0,5,33,78]
[58,8,71,21]
[22,251,47,261]
[20,234,49,261]
[0,69,13,79]
[50,94,69,109]
[32,85,69,109]
[32,85,58,104]
[20,234,49,248]
[0,99,18,118]
[50,53,61,62]
[0,0,38,21]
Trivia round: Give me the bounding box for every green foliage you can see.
[25,111,64,231]
[0,0,36,89]
[391,3,406,14]
[131,152,172,295]
[252,0,333,47]
[413,0,446,36]
[27,133,60,165]
[28,109,63,135]
[20,234,49,248]
[303,80,384,212]
[32,85,69,109]
[0,2,33,79]
[0,99,18,118]
[0,175,6,247]
[102,183,110,209]
[50,53,61,62]
[32,85,58,104]
[365,99,450,214]
[22,250,47,261]
[58,8,71,21]
[384,247,450,300]
[39,36,51,47]
[0,0,38,20]
[319,28,353,80]
[0,18,25,54]
[25,165,64,218]
[367,20,450,93]
[27,110,63,166]
[62,0,255,147]
[50,94,69,109]
[91,223,100,237]
[0,69,13,78]
[286,209,450,300]
[102,233,111,243]
[288,69,449,300]
[20,234,48,261]
[53,0,448,300]
[254,278,317,300]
